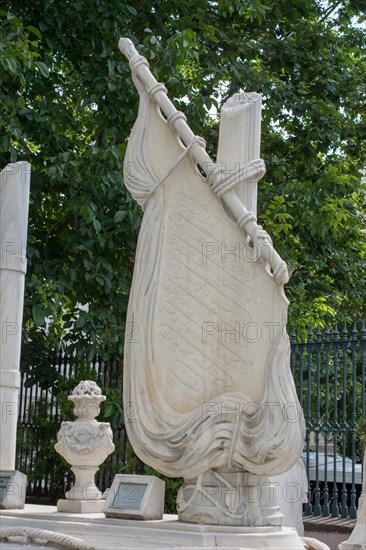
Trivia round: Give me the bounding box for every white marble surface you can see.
[0,162,30,474]
[57,499,105,513]
[273,459,308,536]
[0,505,330,549]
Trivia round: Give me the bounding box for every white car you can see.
[301,451,362,485]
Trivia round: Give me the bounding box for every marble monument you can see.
[119,37,306,531]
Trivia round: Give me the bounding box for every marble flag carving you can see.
[119,38,305,495]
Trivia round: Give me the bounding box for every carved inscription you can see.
[155,179,285,411]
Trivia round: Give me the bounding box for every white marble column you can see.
[217,92,262,216]
[0,162,31,471]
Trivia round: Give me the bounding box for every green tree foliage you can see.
[2,0,365,511]
[1,1,365,371]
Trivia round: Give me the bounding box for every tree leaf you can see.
[27,25,42,39]
[35,61,49,77]
[114,210,127,222]
[32,305,47,327]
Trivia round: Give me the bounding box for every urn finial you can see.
[68,380,106,421]
[55,380,114,512]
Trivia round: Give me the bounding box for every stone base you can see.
[303,515,357,550]
[0,470,27,510]
[177,470,283,527]
[338,527,366,550]
[0,504,330,549]
[338,543,365,550]
[57,499,105,513]
[338,489,365,550]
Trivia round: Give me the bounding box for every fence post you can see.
[313,326,322,516]
[290,329,296,378]
[361,321,366,419]
[349,322,359,519]
[331,324,340,516]
[304,327,314,515]
[322,326,331,516]
[340,323,349,518]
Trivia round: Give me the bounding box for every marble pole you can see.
[0,162,31,471]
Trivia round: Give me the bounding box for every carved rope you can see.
[0,528,96,549]
[119,38,289,285]
[141,135,206,210]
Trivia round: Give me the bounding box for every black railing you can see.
[291,321,365,518]
[16,321,365,516]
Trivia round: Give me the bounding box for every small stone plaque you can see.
[0,476,11,501]
[104,475,165,520]
[0,470,27,509]
[111,482,148,510]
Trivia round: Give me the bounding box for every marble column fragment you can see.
[0,162,31,472]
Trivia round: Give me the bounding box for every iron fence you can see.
[16,321,365,517]
[290,321,365,518]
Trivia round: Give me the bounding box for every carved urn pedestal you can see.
[55,381,114,513]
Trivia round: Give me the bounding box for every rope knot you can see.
[147,83,167,98]
[188,135,206,152]
[129,55,149,72]
[238,211,257,228]
[167,111,187,128]
[207,159,266,197]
